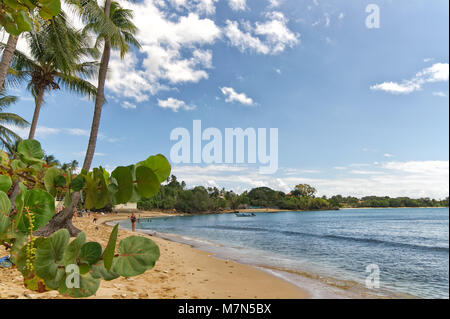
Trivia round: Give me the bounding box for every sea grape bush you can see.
[0,139,171,297]
[0,0,62,35]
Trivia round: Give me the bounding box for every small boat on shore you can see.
[234,211,256,217]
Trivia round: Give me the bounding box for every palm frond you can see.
[54,73,97,100]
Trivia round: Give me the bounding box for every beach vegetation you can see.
[0,138,170,297]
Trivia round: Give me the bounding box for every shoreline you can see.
[0,211,308,299]
[108,212,402,299]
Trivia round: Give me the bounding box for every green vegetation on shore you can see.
[137,175,449,213]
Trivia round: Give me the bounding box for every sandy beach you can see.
[0,211,308,299]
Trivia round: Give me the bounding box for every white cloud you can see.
[338,12,344,20]
[268,0,281,8]
[224,20,270,54]
[103,1,221,102]
[157,97,196,112]
[432,91,447,97]
[66,128,89,136]
[4,125,59,139]
[220,87,255,105]
[371,63,449,94]
[382,160,448,175]
[384,153,394,158]
[228,0,246,11]
[121,101,137,109]
[224,12,299,55]
[169,0,218,15]
[254,12,300,54]
[171,160,449,199]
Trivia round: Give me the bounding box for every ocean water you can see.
[118,208,449,299]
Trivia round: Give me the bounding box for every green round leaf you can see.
[14,11,32,32]
[135,166,160,198]
[70,175,85,191]
[79,242,102,265]
[112,236,160,277]
[58,272,100,298]
[111,166,133,204]
[137,154,171,183]
[17,139,44,160]
[16,189,55,232]
[35,229,70,288]
[62,232,86,266]
[44,167,60,196]
[40,0,61,16]
[90,261,120,281]
[0,191,11,234]
[0,175,12,193]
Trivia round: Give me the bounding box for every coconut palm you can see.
[80,0,140,171]
[35,1,140,237]
[7,11,98,139]
[0,91,29,153]
[43,154,61,167]
[70,159,79,173]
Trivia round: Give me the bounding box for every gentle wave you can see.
[197,225,449,252]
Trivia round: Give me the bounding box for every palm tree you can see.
[0,35,18,89]
[0,91,29,153]
[70,159,79,173]
[43,154,61,167]
[81,0,140,171]
[7,11,98,139]
[35,1,140,237]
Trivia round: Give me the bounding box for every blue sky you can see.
[6,0,449,198]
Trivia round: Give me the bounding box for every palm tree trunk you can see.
[82,40,110,171]
[0,35,18,89]
[28,88,45,139]
[82,0,112,171]
[36,1,113,237]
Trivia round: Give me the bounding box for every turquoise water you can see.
[119,208,449,298]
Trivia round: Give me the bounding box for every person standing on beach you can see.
[130,213,137,232]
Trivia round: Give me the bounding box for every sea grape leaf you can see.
[135,165,159,198]
[62,232,86,265]
[16,189,55,232]
[111,166,133,204]
[91,261,120,281]
[112,236,160,277]
[14,11,32,32]
[35,229,70,288]
[103,224,118,271]
[44,167,60,196]
[40,0,61,16]
[137,154,171,183]
[17,139,44,161]
[79,242,102,265]
[70,175,84,191]
[84,169,108,210]
[0,175,12,193]
[58,272,100,298]
[0,191,11,233]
